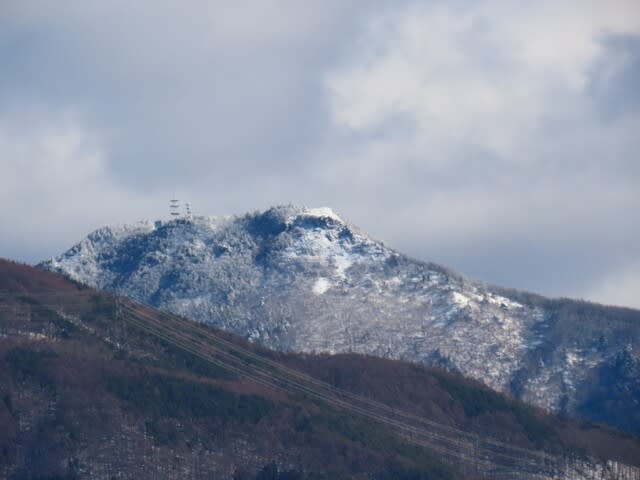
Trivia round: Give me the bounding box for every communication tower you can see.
[169,198,180,218]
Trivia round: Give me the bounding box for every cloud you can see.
[0,110,159,260]
[0,1,389,189]
[589,33,640,120]
[325,0,640,162]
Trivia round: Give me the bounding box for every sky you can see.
[1,0,639,308]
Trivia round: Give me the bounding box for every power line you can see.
[2,291,637,479]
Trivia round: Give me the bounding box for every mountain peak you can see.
[297,206,343,222]
[248,205,345,229]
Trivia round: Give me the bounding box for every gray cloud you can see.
[589,33,640,119]
[1,0,640,308]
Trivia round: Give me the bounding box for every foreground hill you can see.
[1,259,640,479]
[41,205,640,435]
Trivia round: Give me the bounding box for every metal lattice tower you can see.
[169,198,180,218]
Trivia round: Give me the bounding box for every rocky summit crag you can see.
[41,205,640,434]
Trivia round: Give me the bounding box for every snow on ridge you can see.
[90,220,157,241]
[302,207,343,223]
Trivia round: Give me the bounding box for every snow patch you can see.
[566,350,580,367]
[303,207,343,223]
[486,293,523,309]
[312,277,331,295]
[333,254,353,279]
[451,292,470,308]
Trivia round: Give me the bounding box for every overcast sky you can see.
[1,0,639,308]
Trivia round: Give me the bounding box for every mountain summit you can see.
[41,205,640,434]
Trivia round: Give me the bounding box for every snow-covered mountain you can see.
[40,205,640,434]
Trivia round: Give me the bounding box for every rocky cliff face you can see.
[40,205,640,434]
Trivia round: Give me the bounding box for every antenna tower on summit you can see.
[169,198,181,218]
[185,202,192,219]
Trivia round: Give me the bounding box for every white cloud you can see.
[0,112,158,259]
[325,0,640,164]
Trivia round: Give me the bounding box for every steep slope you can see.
[40,206,640,434]
[3,259,640,480]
